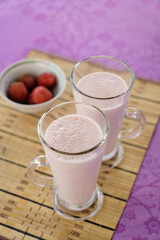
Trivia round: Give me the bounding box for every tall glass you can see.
[27,101,110,221]
[70,56,146,171]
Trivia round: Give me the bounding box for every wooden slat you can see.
[122,120,155,149]
[118,144,145,172]
[0,225,25,240]
[0,160,126,227]
[131,78,160,102]
[128,97,160,125]
[0,190,113,240]
[0,49,159,240]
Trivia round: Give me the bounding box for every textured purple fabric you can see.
[0,1,160,238]
[112,118,160,240]
[0,0,160,82]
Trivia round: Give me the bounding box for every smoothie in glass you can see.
[75,72,128,157]
[44,114,104,207]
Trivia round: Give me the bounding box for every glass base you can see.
[101,143,124,172]
[52,185,103,221]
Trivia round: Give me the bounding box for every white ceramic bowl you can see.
[0,59,66,114]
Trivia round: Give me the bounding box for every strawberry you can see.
[7,81,28,103]
[30,86,53,104]
[27,93,34,104]
[18,74,36,90]
[37,73,56,88]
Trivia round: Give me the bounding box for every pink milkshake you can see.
[70,56,145,172]
[74,72,128,158]
[27,102,109,219]
[44,114,105,209]
[27,102,110,221]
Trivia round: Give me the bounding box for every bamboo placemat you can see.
[0,50,160,240]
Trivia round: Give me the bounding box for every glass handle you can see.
[119,107,146,139]
[27,155,54,188]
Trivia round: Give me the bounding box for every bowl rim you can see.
[0,58,66,109]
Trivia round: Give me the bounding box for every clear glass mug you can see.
[27,101,110,221]
[70,56,146,171]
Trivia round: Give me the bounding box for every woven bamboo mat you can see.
[0,50,160,240]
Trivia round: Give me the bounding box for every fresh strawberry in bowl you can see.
[7,81,28,103]
[37,73,57,88]
[18,74,36,90]
[28,86,53,104]
[0,59,66,113]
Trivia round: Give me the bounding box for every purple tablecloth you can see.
[0,1,160,238]
[0,0,160,82]
[112,118,160,239]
